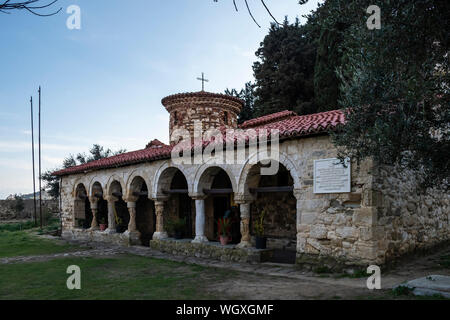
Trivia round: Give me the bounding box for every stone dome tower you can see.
[162,91,243,144]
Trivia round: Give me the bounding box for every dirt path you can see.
[5,235,449,300]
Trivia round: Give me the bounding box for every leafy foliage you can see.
[253,209,266,237]
[330,0,450,190]
[12,194,25,213]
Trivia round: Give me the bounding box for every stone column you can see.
[192,196,208,243]
[153,200,168,240]
[124,200,140,245]
[105,195,117,234]
[127,201,138,233]
[236,202,252,248]
[89,197,99,230]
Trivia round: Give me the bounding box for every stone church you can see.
[54,91,449,269]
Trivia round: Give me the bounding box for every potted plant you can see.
[166,217,186,239]
[254,209,267,249]
[99,217,107,231]
[217,217,232,245]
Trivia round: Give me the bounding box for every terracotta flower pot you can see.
[99,224,107,231]
[219,235,229,246]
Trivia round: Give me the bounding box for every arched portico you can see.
[88,181,108,230]
[235,153,302,263]
[126,175,156,246]
[105,179,129,234]
[152,166,193,240]
[192,166,238,244]
[73,183,92,229]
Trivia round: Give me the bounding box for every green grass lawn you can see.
[0,230,82,258]
[0,254,230,300]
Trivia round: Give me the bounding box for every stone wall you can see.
[250,192,297,250]
[374,165,450,264]
[150,238,273,263]
[0,199,58,221]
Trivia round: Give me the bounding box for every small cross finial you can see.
[196,72,209,91]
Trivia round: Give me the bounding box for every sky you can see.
[0,0,322,199]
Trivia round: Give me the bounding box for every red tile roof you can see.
[53,109,346,176]
[240,110,297,129]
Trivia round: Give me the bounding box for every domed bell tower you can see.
[162,91,243,144]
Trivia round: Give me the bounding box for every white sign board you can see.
[313,158,351,194]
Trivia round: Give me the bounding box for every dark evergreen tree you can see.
[252,17,317,117]
[225,82,255,123]
[310,0,352,112]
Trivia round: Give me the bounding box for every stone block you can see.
[310,225,328,239]
[352,207,377,227]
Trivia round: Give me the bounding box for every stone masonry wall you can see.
[287,135,379,268]
[374,165,450,263]
[0,199,58,221]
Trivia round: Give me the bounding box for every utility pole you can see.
[38,86,42,229]
[30,96,37,226]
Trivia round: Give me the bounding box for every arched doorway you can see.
[74,183,92,229]
[198,167,239,243]
[157,168,193,239]
[91,182,108,229]
[129,176,156,246]
[248,162,297,263]
[109,180,129,233]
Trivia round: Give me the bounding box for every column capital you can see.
[189,193,207,201]
[234,193,254,204]
[154,199,168,207]
[89,196,99,206]
[293,189,302,200]
[126,201,136,209]
[151,195,169,202]
[104,195,118,203]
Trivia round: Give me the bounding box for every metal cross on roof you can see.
[196,72,209,91]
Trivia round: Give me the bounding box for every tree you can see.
[225,82,255,123]
[330,0,450,190]
[252,17,317,117]
[0,0,61,16]
[12,194,25,213]
[42,144,127,199]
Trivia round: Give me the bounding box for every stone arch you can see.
[152,162,191,198]
[105,175,126,196]
[74,182,87,199]
[71,178,89,198]
[88,176,106,198]
[193,162,238,195]
[73,182,91,228]
[89,180,104,198]
[125,170,152,200]
[237,151,301,197]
